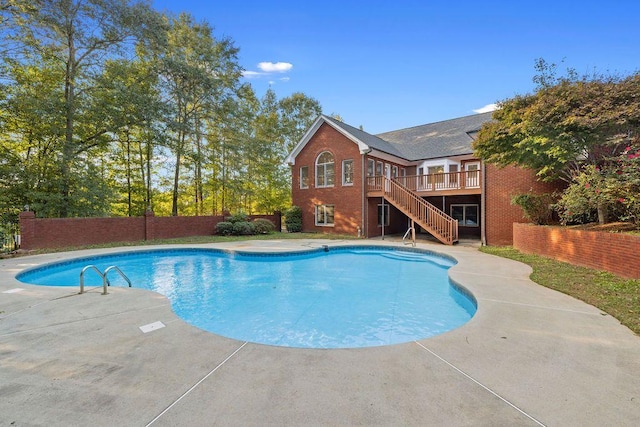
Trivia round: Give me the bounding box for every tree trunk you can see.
[194,115,203,216]
[597,203,608,225]
[172,139,182,217]
[60,32,76,218]
[126,131,132,217]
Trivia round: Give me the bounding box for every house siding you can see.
[484,164,562,245]
[290,116,562,245]
[291,123,363,235]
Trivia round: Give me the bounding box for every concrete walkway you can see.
[1,239,638,426]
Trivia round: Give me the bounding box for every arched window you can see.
[315,151,335,187]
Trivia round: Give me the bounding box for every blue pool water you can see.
[17,246,476,348]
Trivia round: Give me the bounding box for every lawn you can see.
[480,246,640,336]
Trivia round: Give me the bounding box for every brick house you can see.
[286,113,558,245]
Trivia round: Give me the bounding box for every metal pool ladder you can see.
[79,265,132,295]
[402,225,416,247]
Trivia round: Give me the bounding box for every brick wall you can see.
[484,164,563,245]
[513,223,640,279]
[291,123,364,236]
[19,211,282,250]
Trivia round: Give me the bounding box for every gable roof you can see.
[286,114,399,165]
[322,115,406,158]
[286,111,494,165]
[376,111,494,161]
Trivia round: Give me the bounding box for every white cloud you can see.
[242,70,262,79]
[473,103,498,114]
[258,61,293,73]
[279,76,290,82]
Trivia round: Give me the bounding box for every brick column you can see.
[19,211,36,250]
[144,210,155,241]
[273,211,282,232]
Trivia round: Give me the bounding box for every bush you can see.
[511,192,556,225]
[226,212,249,224]
[215,221,234,236]
[555,165,617,225]
[284,206,302,232]
[253,218,275,234]
[232,221,255,235]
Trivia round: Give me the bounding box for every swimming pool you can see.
[17,246,476,348]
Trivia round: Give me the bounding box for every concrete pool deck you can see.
[1,239,639,426]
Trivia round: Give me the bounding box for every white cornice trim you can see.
[285,115,371,165]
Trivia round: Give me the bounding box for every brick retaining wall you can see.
[484,164,564,246]
[513,222,640,279]
[19,211,282,250]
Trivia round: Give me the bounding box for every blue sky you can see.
[152,0,640,134]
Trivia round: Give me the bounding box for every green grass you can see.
[480,246,640,336]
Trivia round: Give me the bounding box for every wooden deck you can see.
[367,171,482,197]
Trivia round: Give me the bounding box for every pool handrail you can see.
[79,265,131,295]
[104,266,132,290]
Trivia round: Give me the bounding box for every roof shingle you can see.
[375,112,493,161]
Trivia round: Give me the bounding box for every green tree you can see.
[97,57,166,216]
[154,12,241,216]
[205,84,259,214]
[3,0,162,217]
[474,60,640,182]
[278,92,322,153]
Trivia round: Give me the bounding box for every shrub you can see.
[215,221,234,236]
[609,145,640,225]
[284,206,302,232]
[555,165,618,225]
[226,212,249,224]
[511,192,556,225]
[232,221,255,235]
[253,218,275,234]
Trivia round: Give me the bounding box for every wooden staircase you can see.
[379,176,458,245]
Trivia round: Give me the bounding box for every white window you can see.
[375,161,383,176]
[367,159,375,177]
[315,151,335,188]
[315,205,335,226]
[391,165,398,179]
[451,204,479,227]
[428,165,445,189]
[448,164,459,187]
[300,166,309,189]
[342,159,354,185]
[427,165,444,174]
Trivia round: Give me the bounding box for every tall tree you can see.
[155,13,241,216]
[278,92,322,153]
[4,0,161,216]
[97,57,166,215]
[474,61,640,182]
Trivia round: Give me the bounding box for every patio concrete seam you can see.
[145,341,248,427]
[451,270,533,282]
[414,341,547,427]
[478,298,604,316]
[0,298,51,320]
